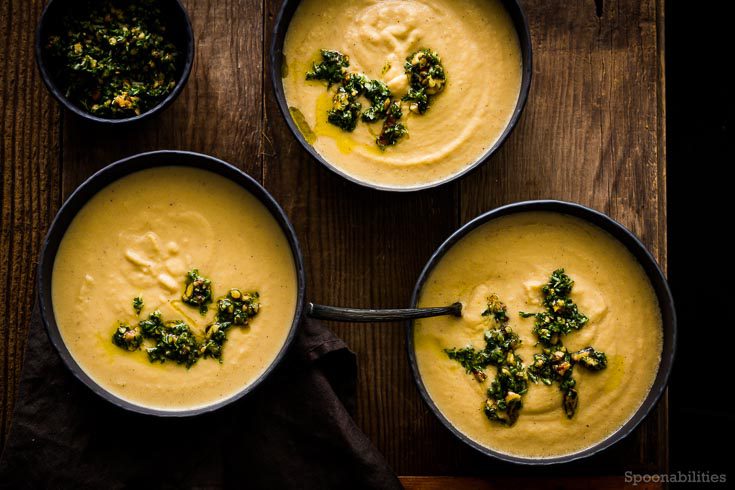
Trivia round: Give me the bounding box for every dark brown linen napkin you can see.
[0,306,401,490]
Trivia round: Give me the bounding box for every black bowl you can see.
[35,0,195,125]
[270,0,533,192]
[408,200,677,464]
[37,151,306,416]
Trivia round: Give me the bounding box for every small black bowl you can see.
[37,151,306,416]
[270,0,533,192]
[408,200,677,464]
[35,0,195,125]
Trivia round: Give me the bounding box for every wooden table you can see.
[1,0,666,486]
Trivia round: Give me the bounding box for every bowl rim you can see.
[34,0,195,125]
[36,150,307,417]
[407,200,677,464]
[269,0,533,192]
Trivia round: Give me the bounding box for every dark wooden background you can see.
[1,0,666,483]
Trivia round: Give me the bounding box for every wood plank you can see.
[399,476,663,490]
[262,0,461,475]
[61,0,264,196]
[0,0,62,446]
[459,0,667,474]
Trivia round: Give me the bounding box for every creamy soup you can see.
[52,167,298,411]
[283,0,522,189]
[414,212,662,458]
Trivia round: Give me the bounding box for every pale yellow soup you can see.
[283,0,522,189]
[414,212,663,458]
[52,167,298,411]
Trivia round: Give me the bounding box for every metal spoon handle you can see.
[307,302,462,323]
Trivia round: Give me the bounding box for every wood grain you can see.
[262,0,462,472]
[1,0,667,480]
[0,0,61,445]
[263,0,468,474]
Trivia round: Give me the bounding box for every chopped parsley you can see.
[328,88,362,131]
[445,294,528,426]
[199,289,261,361]
[182,269,213,314]
[44,0,180,118]
[216,289,260,326]
[112,322,143,351]
[377,102,407,149]
[111,274,261,367]
[402,87,429,115]
[361,79,392,123]
[132,295,144,315]
[520,269,589,346]
[445,346,491,383]
[305,47,446,149]
[523,269,608,419]
[306,49,349,87]
[402,49,446,114]
[444,270,610,425]
[141,312,200,367]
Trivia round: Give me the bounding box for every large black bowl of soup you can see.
[408,201,676,464]
[38,151,305,416]
[272,0,532,191]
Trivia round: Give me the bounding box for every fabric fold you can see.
[0,308,400,490]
